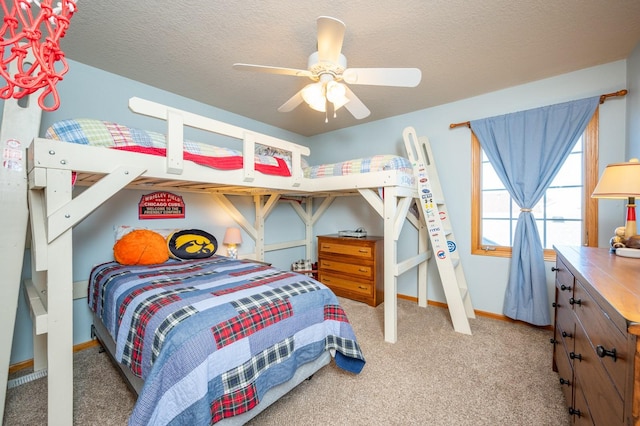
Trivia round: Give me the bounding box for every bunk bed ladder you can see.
[402,127,475,335]
[0,92,42,422]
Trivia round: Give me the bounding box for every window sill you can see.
[472,247,557,262]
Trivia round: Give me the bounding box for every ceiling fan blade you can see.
[233,63,313,78]
[277,90,304,112]
[343,86,370,119]
[342,68,422,87]
[317,16,345,64]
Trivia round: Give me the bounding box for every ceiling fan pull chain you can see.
[325,96,329,123]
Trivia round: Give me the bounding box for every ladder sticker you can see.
[439,211,447,221]
[447,241,457,252]
[3,138,23,171]
[437,250,447,259]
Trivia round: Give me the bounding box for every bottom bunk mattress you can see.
[88,257,366,425]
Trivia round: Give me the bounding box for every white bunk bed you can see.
[3,96,433,424]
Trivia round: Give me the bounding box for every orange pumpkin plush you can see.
[114,229,169,265]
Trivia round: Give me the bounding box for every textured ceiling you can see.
[59,0,640,136]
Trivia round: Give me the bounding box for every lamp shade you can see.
[591,158,640,199]
[223,227,242,245]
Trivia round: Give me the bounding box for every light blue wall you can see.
[628,42,640,158]
[7,56,634,365]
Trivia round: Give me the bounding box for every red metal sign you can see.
[139,191,185,219]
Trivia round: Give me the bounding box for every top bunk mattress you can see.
[46,118,293,176]
[44,119,413,179]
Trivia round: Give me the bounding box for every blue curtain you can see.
[470,96,600,325]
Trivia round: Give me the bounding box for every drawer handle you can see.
[596,345,617,361]
[324,262,332,267]
[358,286,368,290]
[569,297,582,306]
[562,331,573,339]
[358,268,368,273]
[560,284,571,291]
[551,266,560,272]
[568,407,581,418]
[549,338,558,345]
[559,377,571,386]
[569,352,582,361]
[358,249,368,253]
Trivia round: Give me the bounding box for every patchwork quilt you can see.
[88,257,365,425]
[304,154,413,178]
[46,118,292,176]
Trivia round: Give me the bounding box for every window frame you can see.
[471,109,600,262]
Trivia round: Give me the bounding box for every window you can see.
[471,110,599,261]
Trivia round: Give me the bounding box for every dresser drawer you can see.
[554,336,573,408]
[574,318,624,424]
[555,259,575,309]
[318,240,374,259]
[555,303,576,355]
[573,377,595,425]
[573,279,628,397]
[318,272,373,297]
[318,258,373,279]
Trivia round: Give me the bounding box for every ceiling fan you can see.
[233,16,422,121]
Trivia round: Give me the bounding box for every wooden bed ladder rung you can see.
[24,279,48,335]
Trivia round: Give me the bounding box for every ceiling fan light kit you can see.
[233,16,422,122]
[301,77,349,113]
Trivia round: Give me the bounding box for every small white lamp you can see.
[223,227,242,259]
[592,158,640,257]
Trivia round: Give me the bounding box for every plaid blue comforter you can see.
[88,257,365,425]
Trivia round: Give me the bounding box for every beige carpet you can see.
[4,297,570,425]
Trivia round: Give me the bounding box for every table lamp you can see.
[223,227,242,259]
[592,158,640,257]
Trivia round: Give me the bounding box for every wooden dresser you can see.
[317,234,383,307]
[552,246,640,425]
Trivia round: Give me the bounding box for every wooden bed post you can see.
[305,197,313,260]
[383,187,399,343]
[41,168,74,425]
[416,201,429,308]
[254,194,266,261]
[0,94,42,424]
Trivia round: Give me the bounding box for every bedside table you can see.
[317,234,383,307]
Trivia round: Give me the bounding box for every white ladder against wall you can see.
[402,127,475,334]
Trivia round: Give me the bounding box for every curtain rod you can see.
[449,89,628,129]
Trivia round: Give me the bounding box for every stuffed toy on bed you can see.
[113,229,169,265]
